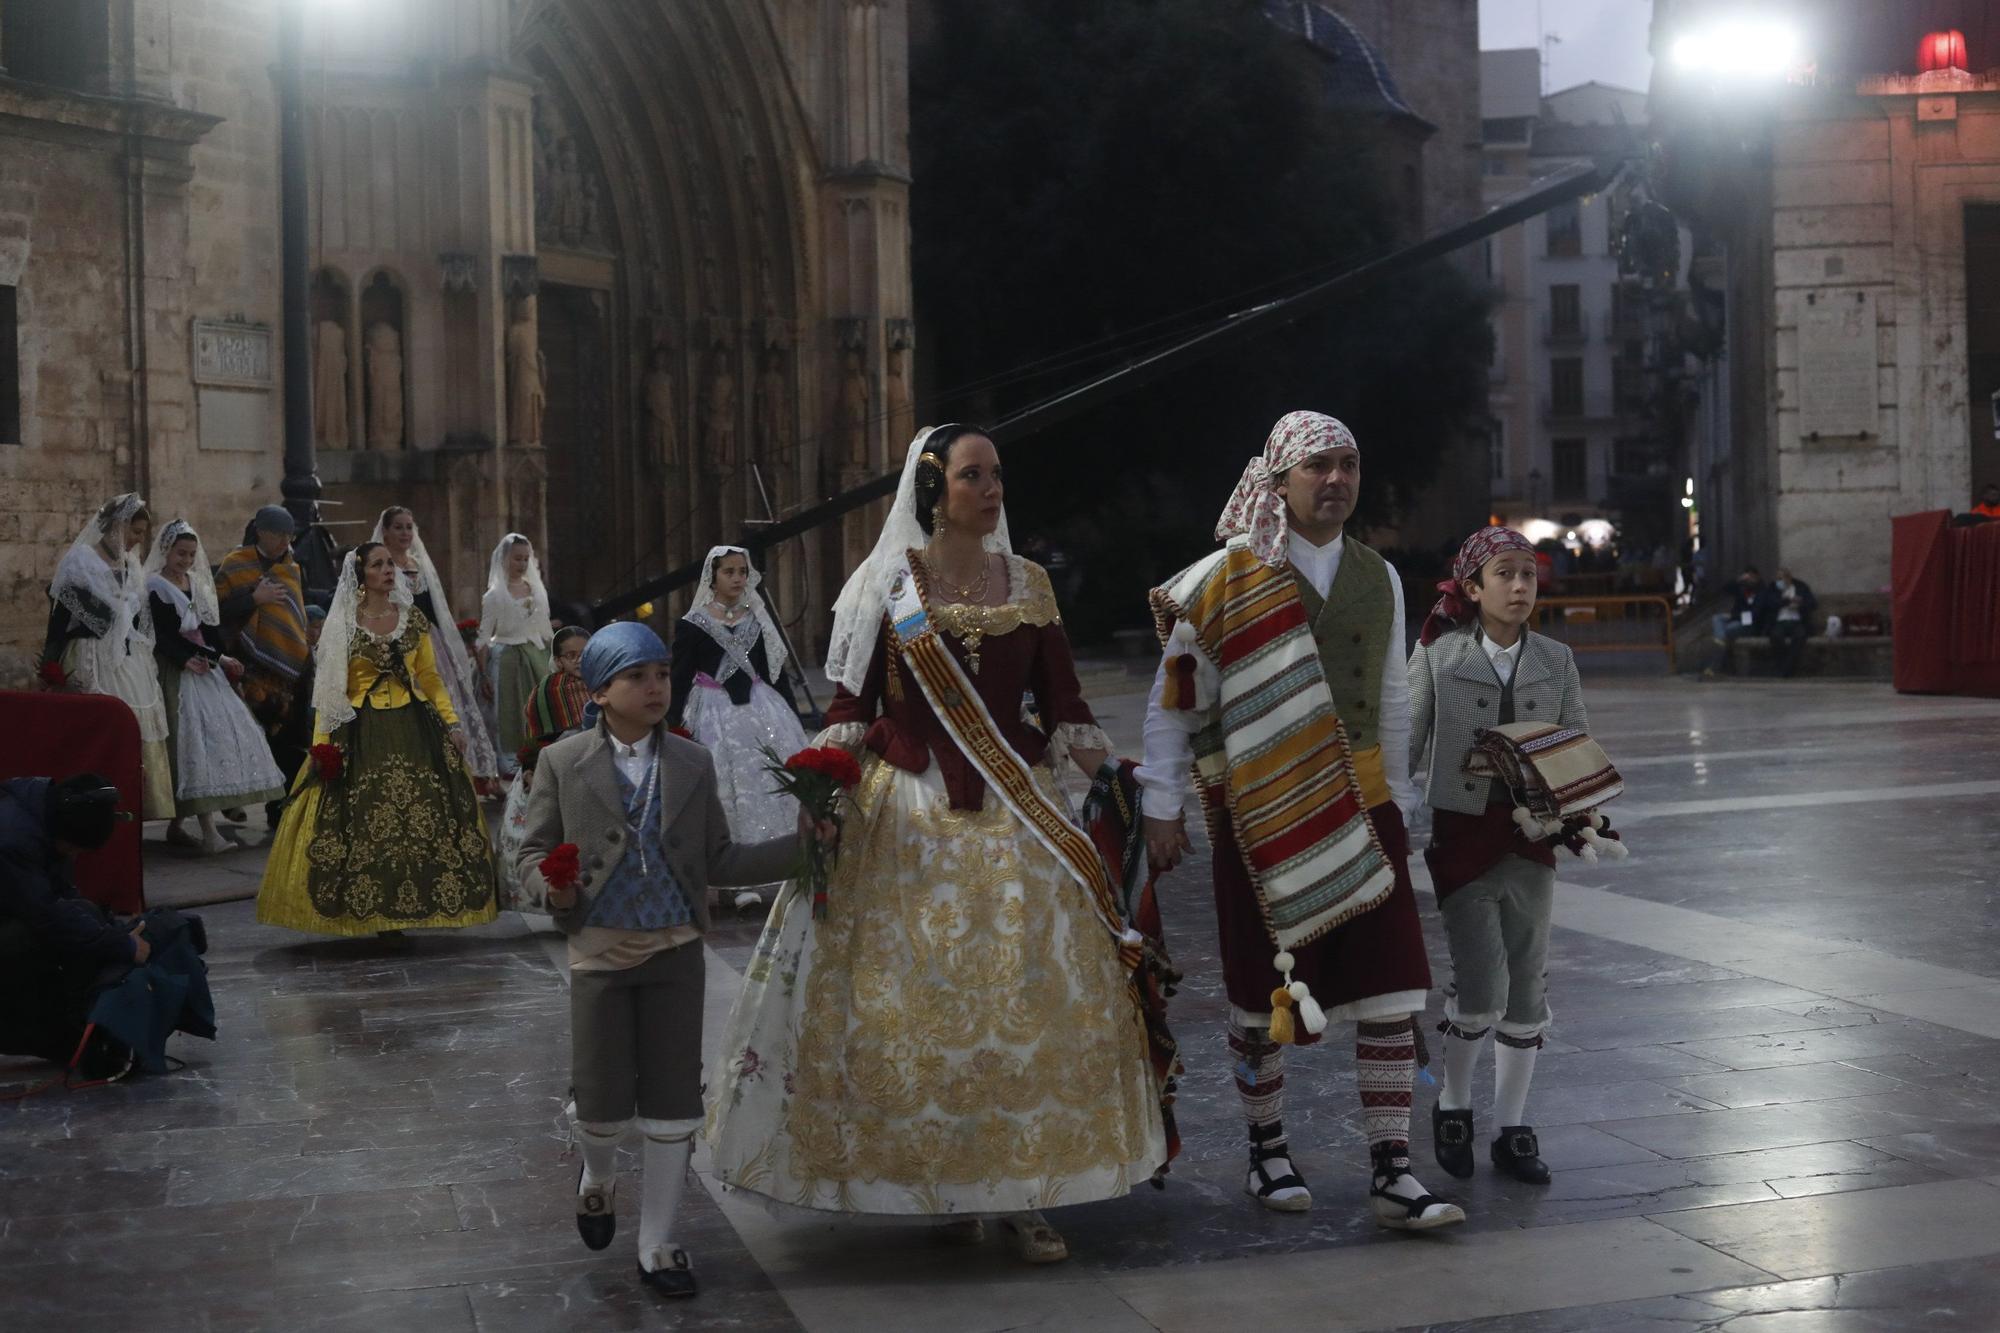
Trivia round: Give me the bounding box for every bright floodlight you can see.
[1671,19,1801,78]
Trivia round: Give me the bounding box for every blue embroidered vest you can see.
[582,754,695,931]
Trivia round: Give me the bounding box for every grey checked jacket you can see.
[1408,627,1589,816]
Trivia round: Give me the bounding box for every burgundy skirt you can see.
[1207,791,1432,1020]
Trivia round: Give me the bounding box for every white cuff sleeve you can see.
[1135,646,1216,822]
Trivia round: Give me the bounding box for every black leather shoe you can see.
[575,1166,615,1250]
[1491,1125,1551,1185]
[1432,1104,1475,1179]
[638,1248,697,1298]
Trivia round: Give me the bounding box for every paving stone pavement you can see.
[6,670,2000,1331]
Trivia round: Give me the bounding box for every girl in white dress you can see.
[144,520,286,853]
[667,546,808,913]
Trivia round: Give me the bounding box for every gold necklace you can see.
[923,549,990,604]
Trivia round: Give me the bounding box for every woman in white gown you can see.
[667,546,808,913]
[707,427,1166,1264]
[42,494,176,820]
[372,506,500,786]
[144,520,287,853]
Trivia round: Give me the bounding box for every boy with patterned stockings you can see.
[518,622,821,1296]
[1408,527,1590,1184]
[1141,411,1462,1231]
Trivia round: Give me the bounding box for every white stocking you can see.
[1438,1027,1487,1113]
[637,1133,692,1269]
[1494,1040,1539,1128]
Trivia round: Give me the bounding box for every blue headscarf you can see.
[578,621,670,729]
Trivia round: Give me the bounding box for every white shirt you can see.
[608,729,657,790]
[1136,531,1417,822]
[480,585,552,647]
[1481,631,1524,685]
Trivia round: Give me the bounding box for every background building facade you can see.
[0,0,912,672]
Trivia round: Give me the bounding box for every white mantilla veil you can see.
[823,425,1012,694]
[373,510,474,654]
[142,519,220,627]
[313,546,414,737]
[695,544,789,683]
[484,532,555,647]
[52,493,153,645]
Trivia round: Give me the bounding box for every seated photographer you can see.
[0,774,142,1068]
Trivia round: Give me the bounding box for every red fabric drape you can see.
[1891,510,2000,696]
[0,689,146,913]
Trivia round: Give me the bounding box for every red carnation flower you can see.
[455,617,479,633]
[37,660,67,690]
[785,746,862,789]
[541,842,581,891]
[668,725,695,741]
[311,743,344,781]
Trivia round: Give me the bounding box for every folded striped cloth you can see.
[1466,722,1630,862]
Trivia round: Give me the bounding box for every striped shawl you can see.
[1150,537,1393,951]
[215,547,309,684]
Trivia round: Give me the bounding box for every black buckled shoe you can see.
[638,1247,697,1298]
[1491,1125,1551,1185]
[575,1165,616,1251]
[1432,1104,1476,1179]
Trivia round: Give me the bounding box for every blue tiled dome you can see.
[1263,0,1428,125]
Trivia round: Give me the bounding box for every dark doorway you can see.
[1967,206,2000,499]
[539,283,616,607]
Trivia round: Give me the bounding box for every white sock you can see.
[1493,1040,1539,1127]
[637,1134,692,1269]
[1439,1028,1486,1113]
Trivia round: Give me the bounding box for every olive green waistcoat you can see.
[1291,537,1392,752]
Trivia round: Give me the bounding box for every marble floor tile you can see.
[1102,1215,1772,1332]
[1650,1176,2000,1280]
[1663,1061,1910,1108]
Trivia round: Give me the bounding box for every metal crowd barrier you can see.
[1530,595,1676,670]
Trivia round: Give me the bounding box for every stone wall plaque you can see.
[196,385,275,453]
[1797,287,1878,442]
[192,318,273,388]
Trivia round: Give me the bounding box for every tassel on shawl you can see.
[1268,950,1328,1045]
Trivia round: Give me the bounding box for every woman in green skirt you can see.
[257,542,497,936]
[478,532,553,782]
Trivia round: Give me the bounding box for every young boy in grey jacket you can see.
[518,620,827,1297]
[1408,527,1588,1187]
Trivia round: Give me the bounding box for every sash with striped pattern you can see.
[1150,537,1393,951]
[885,556,1145,979]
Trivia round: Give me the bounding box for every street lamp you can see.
[277,0,317,530]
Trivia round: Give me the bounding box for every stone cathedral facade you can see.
[0,0,912,673]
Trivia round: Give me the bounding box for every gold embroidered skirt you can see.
[707,754,1166,1216]
[256,702,497,936]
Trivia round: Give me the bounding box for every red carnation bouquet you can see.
[37,660,67,691]
[762,745,863,919]
[310,743,344,782]
[540,842,581,898]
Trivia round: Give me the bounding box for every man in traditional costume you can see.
[1138,410,1462,1231]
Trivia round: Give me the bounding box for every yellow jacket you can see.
[312,614,460,744]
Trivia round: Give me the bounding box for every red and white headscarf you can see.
[1419,525,1537,646]
[1215,411,1360,569]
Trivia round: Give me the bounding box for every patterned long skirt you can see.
[256,702,498,936]
[706,755,1166,1216]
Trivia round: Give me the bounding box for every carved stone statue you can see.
[506,295,547,447]
[363,321,404,450]
[313,319,349,450]
[702,346,737,472]
[839,346,871,468]
[885,335,914,449]
[644,345,680,468]
[754,347,791,459]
